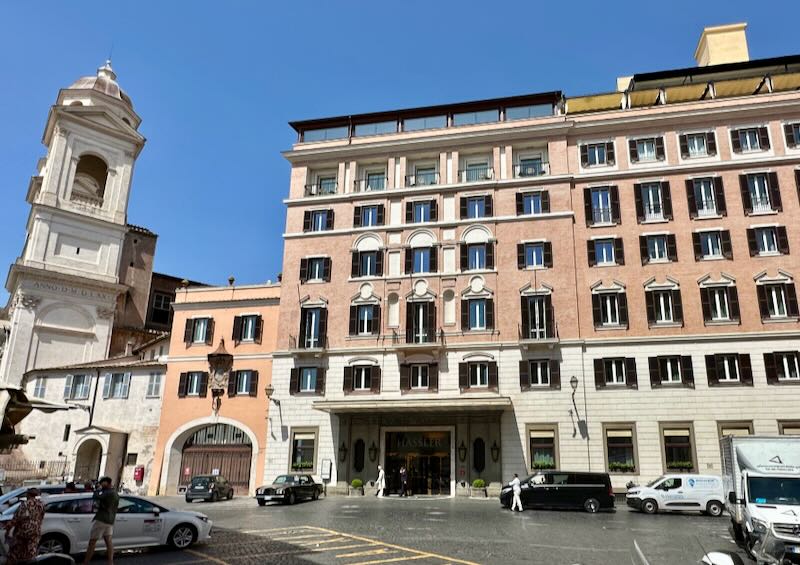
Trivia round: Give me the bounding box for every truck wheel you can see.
[642,499,658,514]
[706,500,724,517]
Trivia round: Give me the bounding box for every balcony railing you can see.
[405,171,440,187]
[460,166,493,183]
[751,194,773,213]
[696,198,717,217]
[518,323,558,342]
[354,177,387,192]
[643,203,663,221]
[514,162,548,178]
[289,334,328,350]
[591,207,613,224]
[304,182,338,197]
[391,328,445,346]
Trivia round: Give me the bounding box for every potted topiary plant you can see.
[470,478,487,498]
[349,478,364,496]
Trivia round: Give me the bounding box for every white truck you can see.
[720,435,800,565]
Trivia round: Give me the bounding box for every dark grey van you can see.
[500,471,615,513]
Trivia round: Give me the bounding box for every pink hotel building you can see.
[264,24,800,494]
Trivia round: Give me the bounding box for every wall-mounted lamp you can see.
[570,376,579,392]
[264,383,280,406]
[368,441,378,462]
[490,441,500,463]
[338,441,348,463]
[458,440,467,462]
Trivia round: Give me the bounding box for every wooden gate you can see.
[180,444,252,494]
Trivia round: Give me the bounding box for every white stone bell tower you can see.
[0,62,146,386]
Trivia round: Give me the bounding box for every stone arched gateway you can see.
[74,439,103,482]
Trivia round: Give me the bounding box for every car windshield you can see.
[646,476,666,488]
[191,477,214,487]
[273,476,297,485]
[748,477,800,506]
[0,488,27,506]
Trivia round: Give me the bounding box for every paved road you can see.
[87,495,748,564]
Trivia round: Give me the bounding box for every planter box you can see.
[469,487,487,498]
[348,486,364,496]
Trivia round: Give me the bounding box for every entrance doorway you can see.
[74,439,102,482]
[384,431,451,495]
[178,423,252,494]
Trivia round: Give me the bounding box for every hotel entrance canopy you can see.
[312,396,512,414]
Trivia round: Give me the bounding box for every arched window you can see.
[353,439,365,472]
[72,154,108,202]
[473,437,486,473]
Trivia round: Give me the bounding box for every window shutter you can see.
[183,319,193,344]
[763,353,779,385]
[351,252,360,278]
[633,184,644,222]
[756,286,769,319]
[204,319,214,345]
[685,180,698,218]
[178,373,188,398]
[730,130,742,153]
[713,177,727,216]
[648,357,661,388]
[628,139,638,163]
[377,204,385,225]
[404,248,412,274]
[232,316,243,342]
[323,257,332,281]
[705,355,719,386]
[486,242,495,269]
[460,299,470,331]
[545,295,555,338]
[429,247,438,272]
[484,195,493,216]
[739,175,753,214]
[758,126,770,150]
[580,144,589,167]
[348,305,358,336]
[343,367,354,393]
[700,288,712,321]
[533,191,548,215]
[298,309,307,347]
[614,238,625,265]
[517,192,526,216]
[315,369,326,395]
[618,293,629,326]
[253,316,263,344]
[720,230,733,259]
[543,242,553,268]
[520,296,530,337]
[610,186,621,223]
[371,366,381,393]
[739,355,753,387]
[488,362,499,391]
[667,234,678,261]
[587,240,596,267]
[302,211,311,232]
[678,134,689,158]
[325,210,334,229]
[318,309,328,345]
[299,259,309,283]
[784,123,797,148]
[655,136,665,160]
[746,229,758,256]
[605,141,615,165]
[706,131,717,155]
[426,302,437,337]
[639,236,649,265]
[681,357,695,388]
[591,294,601,327]
[768,172,782,211]
[549,360,561,390]
[516,244,525,269]
[399,365,410,392]
[353,206,362,228]
[692,233,702,261]
[405,302,414,343]
[458,363,469,390]
[519,361,530,391]
[476,298,490,331]
[625,358,638,389]
[459,197,468,219]
[372,305,381,335]
[672,289,683,324]
[459,244,468,272]
[661,182,673,219]
[289,369,298,395]
[429,364,439,392]
[430,199,438,221]
[405,202,413,223]
[787,284,800,317]
[198,372,209,398]
[593,359,605,389]
[63,375,74,399]
[583,188,593,226]
[729,286,741,321]
[645,291,656,324]
[228,371,238,397]
[777,227,790,254]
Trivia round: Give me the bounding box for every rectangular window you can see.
[604,359,626,385]
[453,109,499,126]
[290,431,316,472]
[235,370,253,394]
[412,166,437,186]
[591,188,612,223]
[307,258,326,281]
[687,133,708,157]
[469,363,489,387]
[192,318,209,343]
[353,366,372,390]
[317,175,337,195]
[523,296,549,339]
[594,239,615,265]
[466,196,487,218]
[766,284,788,318]
[739,128,761,152]
[63,424,71,442]
[353,121,396,137]
[146,373,162,398]
[524,243,544,268]
[522,193,542,215]
[694,178,717,216]
[640,183,663,221]
[413,202,432,223]
[109,373,127,399]
[300,368,317,392]
[151,292,172,325]
[186,372,203,396]
[700,232,723,258]
[647,235,668,261]
[33,377,47,399]
[463,163,491,183]
[506,104,553,120]
[302,307,323,348]
[659,357,682,383]
[653,290,674,323]
[310,211,328,232]
[363,172,386,192]
[356,305,374,335]
[636,138,657,161]
[403,115,447,132]
[586,143,607,166]
[468,299,487,330]
[467,244,486,270]
[606,428,636,473]
[411,364,429,389]
[240,315,258,341]
[779,421,800,435]
[662,427,695,472]
[412,248,431,274]
[303,126,348,142]
[599,293,620,326]
[755,227,778,254]
[529,429,556,471]
[709,287,730,321]
[748,174,772,212]
[775,353,800,380]
[717,355,740,381]
[361,205,379,226]
[719,423,753,438]
[517,157,544,177]
[409,302,432,344]
[529,360,550,386]
[70,375,90,400]
[359,251,378,277]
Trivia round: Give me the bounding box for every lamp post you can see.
[264,383,279,406]
[569,375,591,471]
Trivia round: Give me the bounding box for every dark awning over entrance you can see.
[312,396,511,414]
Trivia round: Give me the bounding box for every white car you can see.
[626,474,725,516]
[1,493,212,555]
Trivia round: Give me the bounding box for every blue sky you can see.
[1,1,798,302]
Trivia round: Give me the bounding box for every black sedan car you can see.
[185,475,235,502]
[256,474,322,506]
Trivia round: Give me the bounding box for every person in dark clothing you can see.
[83,476,119,565]
[399,466,409,497]
[64,482,79,493]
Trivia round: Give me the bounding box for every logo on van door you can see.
[688,478,695,487]
[770,455,783,464]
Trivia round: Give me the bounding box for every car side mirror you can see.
[728,492,736,504]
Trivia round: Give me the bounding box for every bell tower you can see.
[0,62,146,386]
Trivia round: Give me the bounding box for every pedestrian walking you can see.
[64,481,79,493]
[3,488,45,564]
[375,465,386,497]
[510,473,523,512]
[399,465,408,497]
[83,476,119,565]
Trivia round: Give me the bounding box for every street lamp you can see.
[264,383,280,406]
[570,376,579,391]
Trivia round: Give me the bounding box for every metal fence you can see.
[0,457,67,486]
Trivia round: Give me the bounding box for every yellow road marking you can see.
[250,525,315,533]
[186,548,232,565]
[317,543,376,552]
[298,536,349,546]
[336,548,398,558]
[280,532,338,541]
[349,555,430,565]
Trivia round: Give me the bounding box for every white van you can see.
[626,474,725,516]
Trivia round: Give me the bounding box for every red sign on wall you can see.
[183,467,191,476]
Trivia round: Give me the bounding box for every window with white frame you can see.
[469,299,487,331]
[186,372,203,396]
[739,128,761,152]
[647,235,668,262]
[586,143,607,166]
[240,315,258,341]
[748,174,772,212]
[718,355,740,381]
[469,363,489,387]
[529,360,550,386]
[316,174,337,195]
[599,293,621,326]
[310,210,328,231]
[521,192,543,215]
[765,284,788,318]
[640,183,663,220]
[636,138,657,161]
[464,161,491,183]
[686,133,708,157]
[467,244,486,270]
[411,364,429,389]
[353,366,371,390]
[300,367,318,392]
[413,165,437,186]
[708,287,731,321]
[465,196,486,218]
[595,239,615,265]
[356,305,374,335]
[660,357,682,383]
[755,227,778,254]
[192,318,209,343]
[653,290,674,323]
[524,243,544,268]
[361,205,380,226]
[591,188,612,223]
[146,373,162,398]
[412,248,431,274]
[302,307,324,348]
[236,370,253,394]
[364,171,386,191]
[70,375,90,400]
[359,251,378,277]
[517,156,544,177]
[307,258,326,281]
[776,353,800,380]
[413,201,432,223]
[33,377,47,399]
[109,373,128,399]
[700,232,723,258]
[605,359,626,385]
[694,178,717,216]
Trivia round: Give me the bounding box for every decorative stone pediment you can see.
[519,282,553,296]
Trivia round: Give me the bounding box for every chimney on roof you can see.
[694,23,750,67]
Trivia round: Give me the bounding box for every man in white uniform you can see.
[376,465,386,497]
[510,473,523,512]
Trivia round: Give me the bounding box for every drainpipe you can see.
[88,369,101,427]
